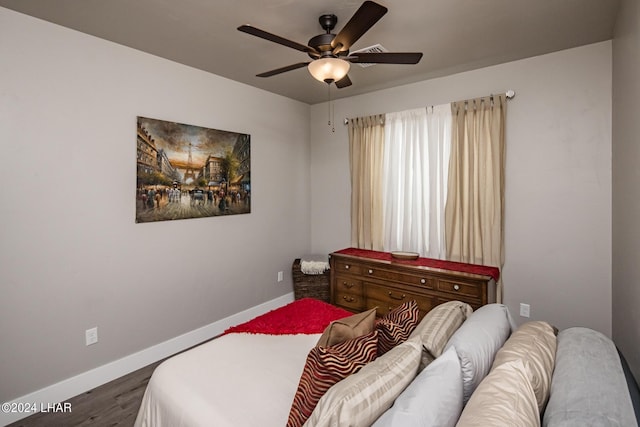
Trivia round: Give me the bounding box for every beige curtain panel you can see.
[348,114,386,250]
[445,94,506,301]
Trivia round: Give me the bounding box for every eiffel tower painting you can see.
[136,116,251,223]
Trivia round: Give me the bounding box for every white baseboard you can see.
[0,293,294,426]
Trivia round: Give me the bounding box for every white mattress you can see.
[134,332,320,427]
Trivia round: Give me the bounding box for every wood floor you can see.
[7,360,163,427]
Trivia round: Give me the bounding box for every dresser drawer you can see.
[334,275,364,295]
[366,283,437,318]
[335,289,366,312]
[333,259,363,276]
[436,279,482,299]
[361,265,435,289]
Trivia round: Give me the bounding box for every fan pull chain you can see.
[327,83,335,132]
[328,84,331,126]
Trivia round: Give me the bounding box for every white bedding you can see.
[134,332,320,427]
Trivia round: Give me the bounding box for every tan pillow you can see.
[491,321,557,413]
[305,336,422,427]
[409,300,473,370]
[456,359,540,427]
[316,308,377,348]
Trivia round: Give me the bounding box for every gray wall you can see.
[613,0,640,381]
[0,8,310,402]
[310,42,613,338]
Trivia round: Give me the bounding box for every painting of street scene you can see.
[136,116,250,223]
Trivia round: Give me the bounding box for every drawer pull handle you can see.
[453,284,460,291]
[388,292,406,301]
[343,296,355,302]
[420,278,426,284]
[368,269,374,274]
[345,264,350,270]
[342,282,354,289]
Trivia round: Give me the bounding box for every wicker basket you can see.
[292,258,330,302]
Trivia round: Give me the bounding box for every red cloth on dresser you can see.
[333,248,500,281]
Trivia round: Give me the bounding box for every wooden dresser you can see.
[330,248,498,319]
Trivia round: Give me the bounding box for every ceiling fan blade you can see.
[347,52,423,64]
[335,74,352,89]
[256,62,310,77]
[238,25,319,56]
[331,1,388,54]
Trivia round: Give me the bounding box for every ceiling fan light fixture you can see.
[308,57,350,83]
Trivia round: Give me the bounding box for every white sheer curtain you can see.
[382,105,451,258]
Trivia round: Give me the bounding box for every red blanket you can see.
[334,247,500,281]
[224,298,352,335]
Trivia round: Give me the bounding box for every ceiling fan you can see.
[237,0,423,89]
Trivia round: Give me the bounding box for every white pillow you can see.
[304,336,422,427]
[372,346,463,427]
[444,303,511,403]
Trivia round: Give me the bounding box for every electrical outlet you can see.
[519,303,530,318]
[277,271,284,282]
[85,327,98,346]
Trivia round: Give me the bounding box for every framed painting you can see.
[136,116,251,223]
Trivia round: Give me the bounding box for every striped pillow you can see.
[305,336,422,427]
[409,300,473,371]
[287,330,378,427]
[376,300,420,355]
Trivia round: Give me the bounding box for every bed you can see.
[133,299,352,427]
[134,297,640,427]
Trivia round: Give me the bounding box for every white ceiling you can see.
[0,0,621,105]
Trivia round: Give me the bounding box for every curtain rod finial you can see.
[506,90,515,99]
